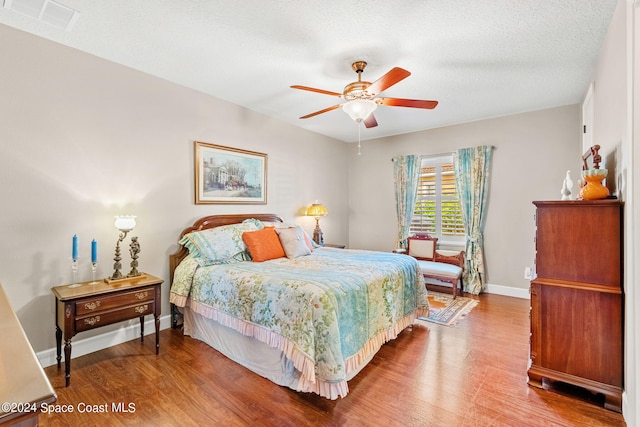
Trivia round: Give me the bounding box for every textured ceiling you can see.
[0,0,618,142]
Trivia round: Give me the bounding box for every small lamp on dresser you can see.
[306,201,328,246]
[109,215,136,281]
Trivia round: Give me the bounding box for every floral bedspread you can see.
[170,248,428,398]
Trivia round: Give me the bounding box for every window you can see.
[411,156,465,242]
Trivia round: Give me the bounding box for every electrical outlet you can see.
[524,267,532,279]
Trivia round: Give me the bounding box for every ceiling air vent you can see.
[3,0,80,31]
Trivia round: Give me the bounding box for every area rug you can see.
[419,292,479,327]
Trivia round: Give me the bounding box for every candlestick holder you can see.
[90,262,98,284]
[70,258,80,288]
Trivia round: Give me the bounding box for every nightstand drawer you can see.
[76,302,155,332]
[75,287,155,315]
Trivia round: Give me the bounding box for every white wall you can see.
[630,2,640,423]
[591,0,628,195]
[0,24,349,353]
[588,0,637,422]
[347,106,581,296]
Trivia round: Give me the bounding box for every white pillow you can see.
[275,227,312,259]
[261,221,317,249]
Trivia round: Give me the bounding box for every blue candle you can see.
[91,239,97,263]
[72,235,78,261]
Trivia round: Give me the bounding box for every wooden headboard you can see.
[168,213,283,284]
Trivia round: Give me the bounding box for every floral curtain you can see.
[454,146,493,295]
[392,155,422,249]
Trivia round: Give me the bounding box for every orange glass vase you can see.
[579,169,609,200]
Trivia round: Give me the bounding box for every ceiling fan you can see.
[291,61,438,128]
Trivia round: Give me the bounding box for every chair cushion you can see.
[408,239,436,259]
[417,260,462,279]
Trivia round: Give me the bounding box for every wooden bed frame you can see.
[168,213,283,326]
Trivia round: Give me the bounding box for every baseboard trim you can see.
[37,315,172,368]
[484,283,530,299]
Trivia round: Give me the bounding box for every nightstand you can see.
[51,274,163,386]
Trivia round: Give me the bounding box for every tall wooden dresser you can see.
[528,200,624,412]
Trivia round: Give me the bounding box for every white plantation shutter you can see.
[410,157,465,242]
[441,163,465,236]
[411,164,436,233]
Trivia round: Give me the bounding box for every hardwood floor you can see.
[41,293,626,426]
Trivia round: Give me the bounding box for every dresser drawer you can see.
[76,302,155,332]
[75,287,155,315]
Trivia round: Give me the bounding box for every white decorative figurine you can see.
[561,170,573,200]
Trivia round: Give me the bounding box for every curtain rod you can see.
[391,145,496,162]
[424,151,456,158]
[391,151,455,162]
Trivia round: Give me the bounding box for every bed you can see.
[169,213,429,399]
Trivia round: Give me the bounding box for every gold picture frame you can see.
[194,141,267,204]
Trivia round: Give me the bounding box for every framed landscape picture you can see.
[194,141,267,204]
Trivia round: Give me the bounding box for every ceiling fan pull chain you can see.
[357,121,362,156]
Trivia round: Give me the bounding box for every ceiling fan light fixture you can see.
[292,61,436,130]
[342,99,377,122]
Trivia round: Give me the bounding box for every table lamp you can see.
[306,202,328,246]
[109,215,136,280]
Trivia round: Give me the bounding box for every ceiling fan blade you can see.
[378,97,439,109]
[291,85,342,97]
[363,113,378,128]
[299,104,342,119]
[366,67,411,96]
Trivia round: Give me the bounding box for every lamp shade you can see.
[114,215,136,232]
[342,99,377,122]
[306,203,328,217]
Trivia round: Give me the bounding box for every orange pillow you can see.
[242,227,285,262]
